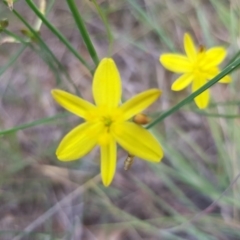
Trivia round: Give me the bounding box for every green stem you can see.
[0,113,69,136]
[66,0,99,66]
[227,49,240,65]
[45,0,55,15]
[12,9,80,93]
[0,44,27,76]
[147,58,240,129]
[12,9,64,70]
[3,29,63,85]
[91,0,113,56]
[193,112,240,119]
[2,29,25,43]
[25,0,93,74]
[128,0,175,51]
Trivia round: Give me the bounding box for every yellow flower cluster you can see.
[160,33,231,109]
[52,33,231,186]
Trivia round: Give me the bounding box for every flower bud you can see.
[133,113,151,125]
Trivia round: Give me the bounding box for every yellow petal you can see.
[201,47,227,70]
[93,58,121,109]
[112,122,163,162]
[171,73,193,91]
[160,54,192,73]
[219,75,232,83]
[51,89,96,120]
[56,122,104,161]
[205,67,232,84]
[184,33,197,62]
[119,89,162,120]
[192,78,210,109]
[100,138,116,187]
[205,67,219,80]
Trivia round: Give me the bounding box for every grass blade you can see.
[25,0,93,73]
[66,0,99,66]
[0,113,69,136]
[0,44,27,76]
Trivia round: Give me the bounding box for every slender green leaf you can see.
[12,9,80,93]
[0,113,69,136]
[0,44,27,76]
[91,0,113,55]
[66,0,99,66]
[25,0,93,73]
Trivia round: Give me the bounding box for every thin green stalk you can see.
[91,0,113,56]
[12,9,63,69]
[29,43,63,85]
[25,0,93,73]
[66,0,99,66]
[2,29,26,43]
[12,9,80,93]
[192,112,240,119]
[228,50,240,65]
[194,1,214,46]
[128,0,175,51]
[93,184,185,239]
[45,0,55,15]
[206,100,240,107]
[147,57,240,129]
[166,172,240,233]
[0,44,27,76]
[189,100,240,118]
[0,113,69,136]
[3,29,63,85]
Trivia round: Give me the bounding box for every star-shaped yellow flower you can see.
[160,33,231,109]
[51,58,163,186]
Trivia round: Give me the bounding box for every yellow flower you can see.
[160,33,231,109]
[51,58,163,186]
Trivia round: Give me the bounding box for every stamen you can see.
[102,116,112,127]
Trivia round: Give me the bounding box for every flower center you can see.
[102,116,113,127]
[98,116,114,146]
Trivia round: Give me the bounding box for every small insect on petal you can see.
[198,45,206,53]
[124,154,135,171]
[132,113,151,125]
